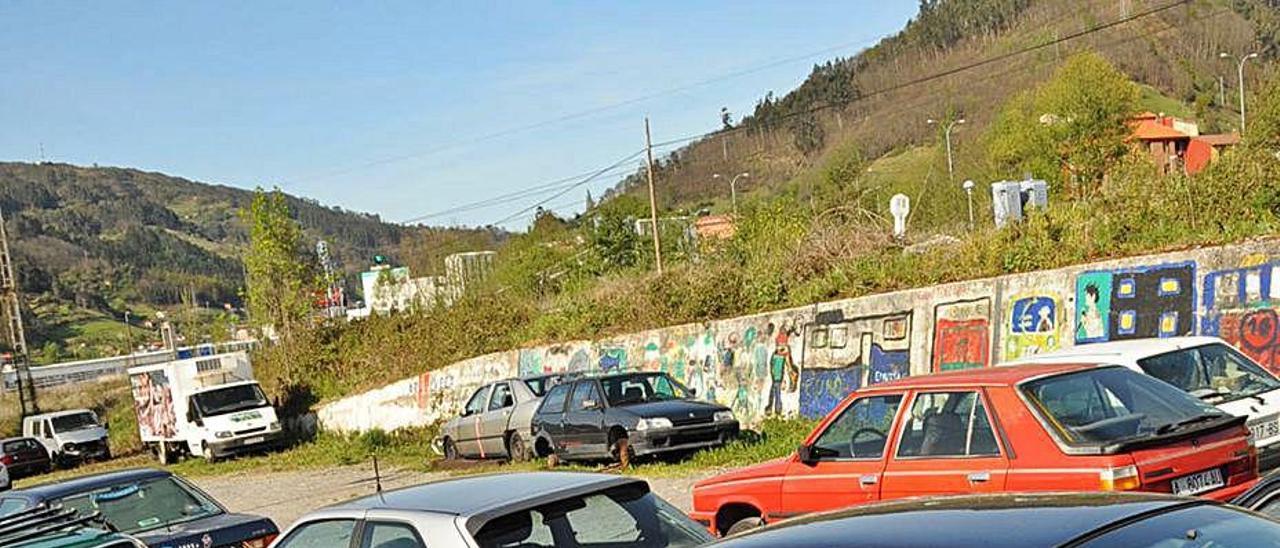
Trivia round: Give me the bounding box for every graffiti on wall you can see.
[1202,261,1280,373]
[933,299,991,372]
[597,345,627,372]
[801,311,911,419]
[1076,262,1195,344]
[517,349,543,377]
[1004,294,1063,360]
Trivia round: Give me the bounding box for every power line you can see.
[489,150,646,226]
[400,162,637,224]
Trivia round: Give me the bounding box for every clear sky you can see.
[0,1,918,229]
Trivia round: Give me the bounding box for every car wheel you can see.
[443,438,459,461]
[726,517,764,536]
[610,435,634,469]
[508,434,529,463]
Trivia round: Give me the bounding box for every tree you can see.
[1246,72,1280,152]
[240,188,315,341]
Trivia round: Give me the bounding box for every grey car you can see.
[269,472,713,548]
[439,374,565,462]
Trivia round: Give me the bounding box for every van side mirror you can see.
[797,444,816,465]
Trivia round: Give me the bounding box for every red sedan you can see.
[691,363,1259,536]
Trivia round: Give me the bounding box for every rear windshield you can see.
[55,476,223,534]
[1137,343,1280,404]
[1021,367,1228,446]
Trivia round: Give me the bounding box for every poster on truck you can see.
[131,370,177,439]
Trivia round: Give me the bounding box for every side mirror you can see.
[797,444,816,465]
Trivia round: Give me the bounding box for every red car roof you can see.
[863,362,1105,391]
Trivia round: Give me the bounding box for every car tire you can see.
[726,517,764,536]
[202,443,219,463]
[610,434,634,469]
[508,434,528,463]
[443,438,459,461]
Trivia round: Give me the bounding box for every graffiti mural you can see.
[933,299,991,372]
[1004,295,1062,360]
[1076,262,1195,344]
[801,312,911,419]
[597,346,627,372]
[1203,261,1280,373]
[517,349,543,377]
[130,370,177,439]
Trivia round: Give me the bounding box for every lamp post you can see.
[927,118,965,183]
[1220,51,1260,133]
[712,172,750,216]
[963,180,976,231]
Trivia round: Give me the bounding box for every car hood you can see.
[695,456,791,489]
[134,512,277,548]
[614,398,728,420]
[56,427,107,444]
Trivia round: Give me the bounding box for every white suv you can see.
[1007,336,1280,470]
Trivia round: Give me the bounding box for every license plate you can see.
[1250,415,1280,443]
[244,436,265,445]
[1171,468,1225,496]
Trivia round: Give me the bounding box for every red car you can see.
[692,363,1259,536]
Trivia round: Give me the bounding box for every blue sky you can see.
[0,2,918,228]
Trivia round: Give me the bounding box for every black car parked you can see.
[531,371,739,465]
[712,492,1280,547]
[0,438,51,480]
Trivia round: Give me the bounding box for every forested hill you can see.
[0,162,500,361]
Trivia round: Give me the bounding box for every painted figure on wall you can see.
[767,342,797,415]
[1203,261,1280,375]
[1075,263,1194,344]
[1078,283,1107,341]
[1004,295,1062,360]
[932,299,992,373]
[800,312,911,419]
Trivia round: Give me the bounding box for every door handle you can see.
[859,474,878,486]
[967,471,991,483]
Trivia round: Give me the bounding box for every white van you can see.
[1008,336,1280,470]
[20,409,110,466]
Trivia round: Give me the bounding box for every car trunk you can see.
[1124,420,1255,497]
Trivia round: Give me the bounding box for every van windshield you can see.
[1022,367,1229,446]
[193,384,268,416]
[52,412,100,433]
[55,476,222,534]
[1137,343,1280,404]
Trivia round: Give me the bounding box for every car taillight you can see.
[0,454,12,465]
[1228,446,1258,478]
[1100,465,1140,491]
[242,534,277,548]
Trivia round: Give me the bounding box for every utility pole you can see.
[1220,51,1260,133]
[644,117,664,274]
[0,208,36,416]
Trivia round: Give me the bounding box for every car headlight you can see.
[635,418,673,432]
[215,431,233,439]
[714,410,736,423]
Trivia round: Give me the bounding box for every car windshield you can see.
[51,412,100,433]
[1021,366,1229,446]
[601,374,689,406]
[1076,503,1280,547]
[473,483,712,548]
[55,476,223,534]
[192,384,268,416]
[1137,343,1280,404]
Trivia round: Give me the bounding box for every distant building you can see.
[1186,133,1241,175]
[354,251,496,317]
[693,215,736,240]
[1128,112,1237,175]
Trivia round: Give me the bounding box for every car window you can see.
[569,381,601,411]
[1076,503,1280,547]
[2,441,20,453]
[540,383,571,415]
[1138,343,1280,404]
[278,519,357,548]
[55,476,223,533]
[489,383,514,411]
[1023,367,1226,446]
[465,386,492,416]
[811,395,902,460]
[897,391,1000,458]
[363,521,425,548]
[474,484,711,548]
[0,498,30,516]
[1255,494,1280,520]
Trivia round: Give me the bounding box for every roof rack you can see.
[0,504,114,546]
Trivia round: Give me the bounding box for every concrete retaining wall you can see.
[319,239,1280,432]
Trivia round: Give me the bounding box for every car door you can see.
[780,393,904,517]
[360,518,427,548]
[13,439,39,473]
[880,389,1010,501]
[480,382,515,457]
[456,385,492,458]
[275,518,359,548]
[535,383,572,452]
[564,380,608,458]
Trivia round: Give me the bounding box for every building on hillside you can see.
[1186,133,1242,174]
[354,251,497,317]
[693,214,736,240]
[1127,112,1237,175]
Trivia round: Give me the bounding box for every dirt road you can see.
[193,464,718,528]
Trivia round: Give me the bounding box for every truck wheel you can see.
[158,442,177,465]
[508,434,529,463]
[443,438,459,461]
[202,443,219,463]
[726,517,764,536]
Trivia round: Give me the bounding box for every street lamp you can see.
[712,172,750,216]
[1220,51,1260,133]
[927,118,965,183]
[962,180,976,231]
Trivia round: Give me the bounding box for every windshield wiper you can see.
[1156,413,1227,435]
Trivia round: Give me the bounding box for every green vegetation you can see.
[242,189,316,341]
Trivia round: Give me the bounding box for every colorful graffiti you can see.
[933,299,991,372]
[801,312,911,419]
[1203,261,1280,373]
[517,349,543,377]
[597,346,627,372]
[1076,262,1195,344]
[1004,295,1062,360]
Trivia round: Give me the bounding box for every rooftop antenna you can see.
[373,455,384,493]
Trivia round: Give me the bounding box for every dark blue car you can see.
[0,468,277,548]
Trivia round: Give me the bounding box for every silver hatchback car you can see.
[269,472,712,548]
[439,374,566,461]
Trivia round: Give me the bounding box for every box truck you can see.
[127,351,283,464]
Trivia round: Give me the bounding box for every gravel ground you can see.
[193,464,719,529]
